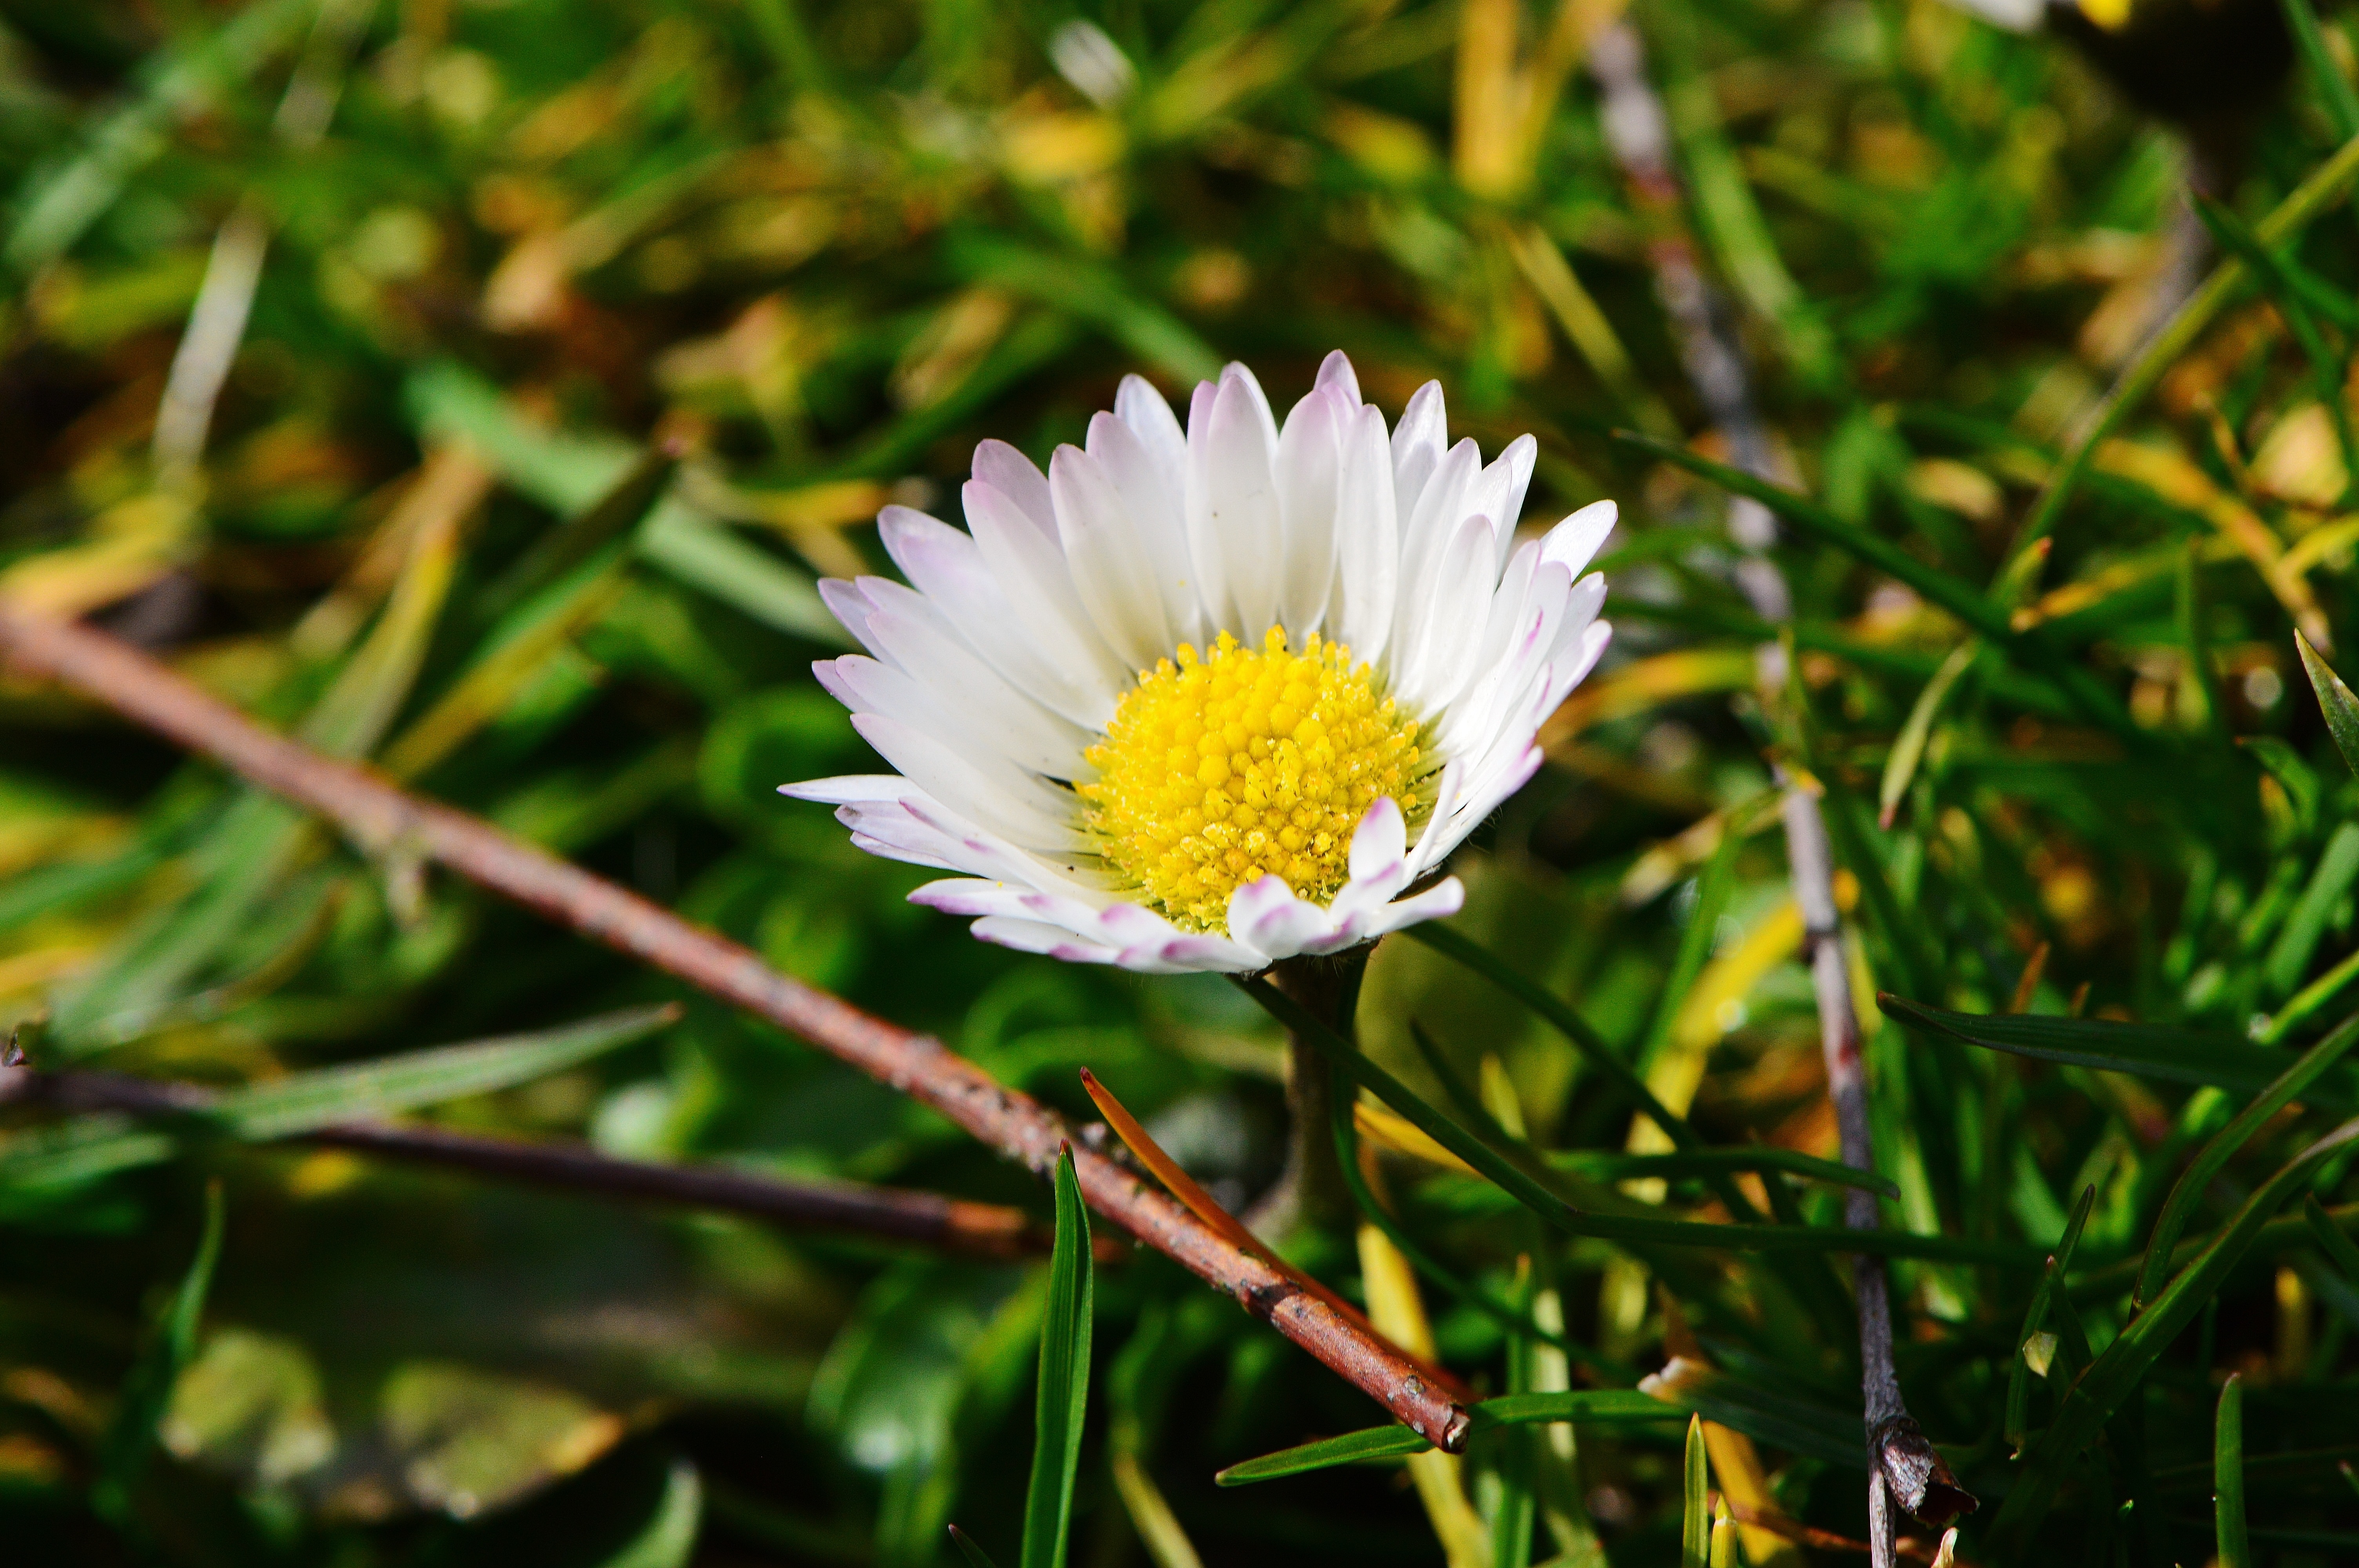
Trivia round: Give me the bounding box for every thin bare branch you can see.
[0,601,1473,1453]
[9,1067,1066,1260]
[1588,19,1973,1554]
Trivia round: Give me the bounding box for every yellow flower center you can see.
[1078,628,1428,933]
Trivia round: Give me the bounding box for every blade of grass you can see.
[1019,1144,1094,1568]
[599,1460,703,1568]
[1616,430,2136,737]
[2264,822,2359,997]
[2137,1007,2359,1305]
[1878,995,2331,1099]
[1215,1391,1687,1485]
[1404,924,1705,1153]
[2217,1375,2249,1568]
[1331,1072,1630,1379]
[92,1181,224,1528]
[2306,1194,2359,1281]
[1682,1414,1710,1568]
[949,1524,1003,1568]
[2007,131,2359,559]
[1994,1117,2359,1548]
[2280,0,2359,142]
[2300,632,2359,776]
[1246,977,2025,1264]
[2006,1185,2095,1455]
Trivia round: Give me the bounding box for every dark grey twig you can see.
[1588,21,1974,1557]
[10,1068,1065,1259]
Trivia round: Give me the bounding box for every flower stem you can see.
[1245,949,1370,1243]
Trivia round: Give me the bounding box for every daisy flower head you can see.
[785,352,1614,974]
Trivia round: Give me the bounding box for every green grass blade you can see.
[1217,1391,1687,1487]
[599,1460,703,1568]
[2192,195,2359,493]
[1215,1425,1432,1485]
[1552,1147,1897,1198]
[1019,1145,1094,1568]
[2305,1194,2359,1281]
[219,1004,680,1139]
[2280,0,2359,142]
[1681,1415,1709,1568]
[1466,1391,1689,1430]
[2240,736,2323,838]
[1994,1117,2359,1548]
[2136,1007,2359,1305]
[2006,132,2359,557]
[1249,975,2024,1263]
[2265,822,2359,996]
[949,1524,1005,1568]
[1878,994,2325,1099]
[1614,432,2012,643]
[2217,1374,2249,1568]
[2007,1184,2095,1453]
[1404,924,1703,1152]
[93,1181,224,1526]
[2299,632,2359,777]
[1327,1065,1628,1378]
[1879,639,1980,828]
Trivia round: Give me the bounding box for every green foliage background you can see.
[5,0,2359,1563]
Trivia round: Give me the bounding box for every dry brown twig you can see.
[1587,19,1974,1559]
[0,601,1474,1453]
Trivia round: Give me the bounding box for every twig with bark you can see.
[1587,20,1974,1557]
[0,601,1473,1453]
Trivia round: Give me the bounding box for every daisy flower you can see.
[785,352,1613,974]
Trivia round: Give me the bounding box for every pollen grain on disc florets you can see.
[1078,627,1429,933]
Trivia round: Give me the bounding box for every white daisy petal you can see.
[1272,385,1346,638]
[1314,348,1362,407]
[1390,380,1448,519]
[1188,365,1285,638]
[971,439,1056,536]
[1051,442,1171,666]
[786,350,1612,974]
[1086,410,1203,649]
[1541,499,1618,576]
[1332,403,1399,662]
[972,915,1123,965]
[877,506,1115,728]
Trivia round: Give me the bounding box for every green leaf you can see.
[94,1182,225,1526]
[1215,1425,1432,1485]
[0,1006,678,1192]
[2266,822,2359,997]
[1404,924,1703,1153]
[2281,0,2359,156]
[2006,132,2359,557]
[1215,1391,1685,1486]
[2134,1005,2359,1306]
[2308,1194,2359,1283]
[949,1525,1003,1568]
[1019,1145,1094,1568]
[600,1460,703,1568]
[2007,1184,2095,1454]
[1638,1360,1866,1469]
[1681,1415,1709,1568]
[2217,1375,2249,1568]
[1551,1147,1897,1199]
[949,235,1222,385]
[2240,736,2323,838]
[1614,431,2134,736]
[1247,978,2025,1265]
[218,1004,680,1139]
[1993,1117,2359,1549]
[2300,633,2359,778]
[1879,639,1980,828]
[1878,994,2332,1100]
